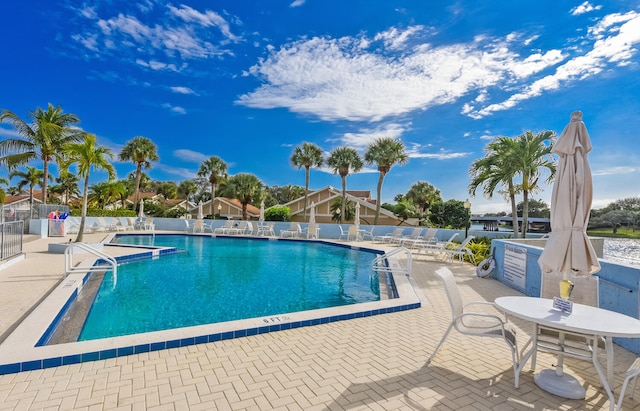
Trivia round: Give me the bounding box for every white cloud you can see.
[340,124,407,149]
[237,26,562,122]
[405,144,470,160]
[155,163,197,179]
[173,149,208,163]
[170,86,197,95]
[468,11,640,118]
[592,166,636,176]
[0,126,22,138]
[167,4,240,42]
[161,103,186,114]
[290,0,305,8]
[571,2,602,16]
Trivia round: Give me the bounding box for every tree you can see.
[429,199,468,229]
[0,104,82,203]
[290,142,324,220]
[591,209,635,234]
[119,136,159,212]
[156,181,178,207]
[516,198,550,218]
[329,196,355,223]
[364,137,408,225]
[468,136,522,236]
[224,173,262,220]
[326,147,363,223]
[405,181,441,225]
[264,184,306,207]
[178,180,198,202]
[0,177,8,204]
[198,156,227,202]
[9,166,50,211]
[392,199,418,224]
[65,133,116,242]
[513,130,556,237]
[53,172,80,205]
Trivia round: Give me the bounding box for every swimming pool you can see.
[0,234,420,375]
[78,235,381,340]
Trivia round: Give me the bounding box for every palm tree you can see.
[290,142,324,220]
[54,172,80,205]
[9,166,51,211]
[364,137,409,225]
[118,136,159,212]
[65,133,116,242]
[326,147,363,223]
[513,130,556,237]
[330,196,355,223]
[469,136,521,236]
[224,173,262,220]
[178,179,198,202]
[197,156,228,202]
[156,181,178,207]
[0,177,8,204]
[0,104,82,203]
[405,181,441,225]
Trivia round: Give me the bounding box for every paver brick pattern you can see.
[1,235,640,409]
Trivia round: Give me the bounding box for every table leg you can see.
[591,335,616,411]
[533,331,586,399]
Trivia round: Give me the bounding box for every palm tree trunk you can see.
[242,204,247,221]
[76,175,89,242]
[522,189,529,238]
[134,163,142,212]
[340,175,347,224]
[42,160,49,204]
[374,171,385,225]
[508,180,519,236]
[303,166,310,220]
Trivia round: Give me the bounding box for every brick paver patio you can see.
[1,233,639,410]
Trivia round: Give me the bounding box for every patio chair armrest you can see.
[458,311,508,329]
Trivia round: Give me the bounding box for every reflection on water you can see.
[603,238,640,266]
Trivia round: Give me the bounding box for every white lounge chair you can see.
[414,232,458,257]
[280,223,302,238]
[402,228,438,249]
[444,235,476,263]
[394,228,423,246]
[372,227,404,243]
[214,220,234,234]
[426,268,519,378]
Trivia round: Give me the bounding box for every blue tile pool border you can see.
[0,235,419,375]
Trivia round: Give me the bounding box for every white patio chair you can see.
[426,268,520,378]
[616,357,640,411]
[347,225,360,241]
[143,218,155,231]
[262,223,275,237]
[444,235,476,264]
[338,225,349,240]
[359,226,374,241]
[280,223,302,238]
[305,223,320,239]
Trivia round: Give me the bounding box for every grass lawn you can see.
[587,227,640,239]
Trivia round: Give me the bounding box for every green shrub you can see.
[265,206,290,222]
[70,208,137,217]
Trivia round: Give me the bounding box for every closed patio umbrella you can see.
[309,202,315,223]
[259,200,265,222]
[138,199,144,218]
[197,201,204,220]
[354,203,360,228]
[538,110,600,277]
[536,110,601,399]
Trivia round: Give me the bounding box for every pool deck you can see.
[1,231,639,410]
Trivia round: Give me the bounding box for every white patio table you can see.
[495,296,640,411]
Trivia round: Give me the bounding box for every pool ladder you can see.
[372,247,412,278]
[64,242,118,286]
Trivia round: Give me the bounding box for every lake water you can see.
[603,238,640,266]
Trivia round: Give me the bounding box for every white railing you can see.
[372,247,412,278]
[64,243,118,286]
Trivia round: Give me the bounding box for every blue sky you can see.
[1,1,639,214]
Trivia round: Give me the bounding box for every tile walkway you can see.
[1,232,639,410]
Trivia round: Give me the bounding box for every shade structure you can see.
[538,111,601,278]
[308,202,315,223]
[259,200,265,222]
[354,203,360,228]
[197,201,204,220]
[138,199,144,218]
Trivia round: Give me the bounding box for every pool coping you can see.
[0,234,421,375]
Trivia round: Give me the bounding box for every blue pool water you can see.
[78,235,380,341]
